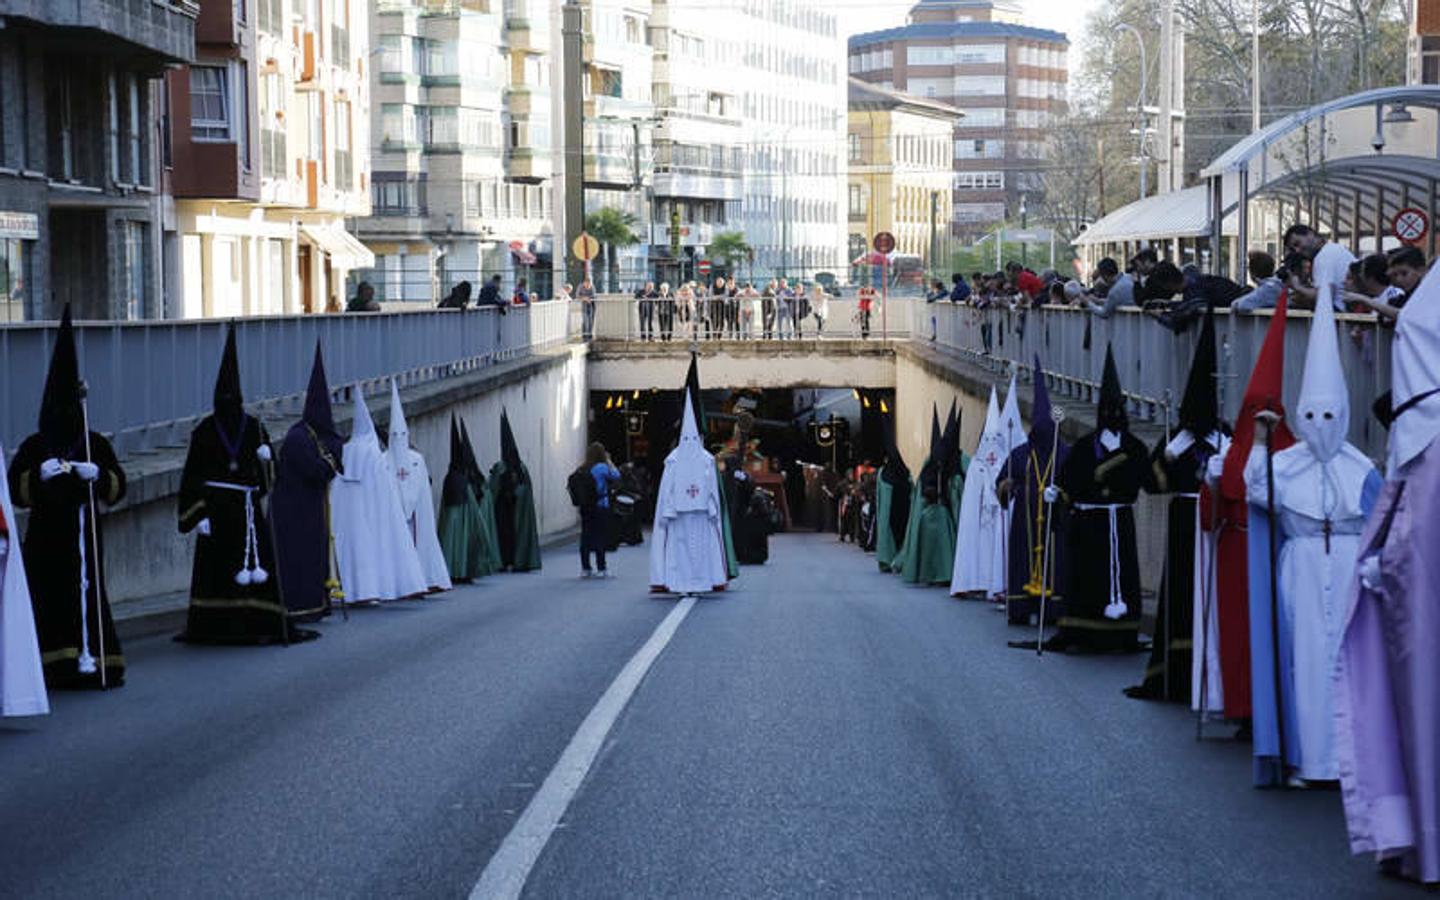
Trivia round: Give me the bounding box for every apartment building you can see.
[731,0,847,282]
[358,0,558,303]
[0,0,197,321]
[166,0,372,317]
[647,0,743,284]
[1415,0,1440,84]
[847,79,960,266]
[849,0,1068,240]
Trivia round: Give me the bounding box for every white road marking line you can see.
[469,595,697,900]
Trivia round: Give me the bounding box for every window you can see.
[956,107,1005,128]
[190,66,231,141]
[955,138,1004,159]
[237,60,251,169]
[848,184,866,217]
[907,77,949,99]
[258,0,285,35]
[372,174,426,215]
[127,75,143,184]
[955,44,1005,65]
[121,221,148,321]
[381,103,417,145]
[1422,36,1440,84]
[955,171,1004,190]
[906,46,951,67]
[954,76,1006,96]
[847,131,860,162]
[307,91,322,161]
[333,100,351,186]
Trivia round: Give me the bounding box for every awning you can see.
[300,222,375,269]
[1074,185,1238,247]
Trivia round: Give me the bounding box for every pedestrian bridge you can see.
[0,295,1397,608]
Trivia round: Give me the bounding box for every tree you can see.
[584,207,639,293]
[707,231,752,279]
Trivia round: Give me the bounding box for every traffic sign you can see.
[873,231,896,254]
[572,231,601,262]
[1393,207,1429,245]
[698,259,712,275]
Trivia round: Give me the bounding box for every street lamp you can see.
[1114,23,1149,200]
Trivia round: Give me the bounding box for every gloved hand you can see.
[196,518,212,537]
[1205,452,1225,485]
[1043,485,1060,504]
[1358,554,1382,591]
[40,458,66,481]
[72,461,99,482]
[256,444,272,463]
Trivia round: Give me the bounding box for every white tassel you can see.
[76,505,97,674]
[250,566,269,584]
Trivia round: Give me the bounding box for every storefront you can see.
[0,211,38,323]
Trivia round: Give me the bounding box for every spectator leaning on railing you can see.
[1086,257,1135,318]
[1386,245,1431,303]
[475,275,508,314]
[1232,251,1287,312]
[1283,223,1355,310]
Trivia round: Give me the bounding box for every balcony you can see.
[651,169,742,202]
[506,147,551,182]
[18,0,198,64]
[650,222,717,247]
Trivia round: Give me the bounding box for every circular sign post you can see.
[573,231,601,283]
[1393,207,1429,246]
[872,231,896,254]
[873,233,894,336]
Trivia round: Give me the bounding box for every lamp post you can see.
[1019,193,1028,268]
[1115,23,1149,201]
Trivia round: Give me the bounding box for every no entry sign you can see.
[1393,207,1429,245]
[698,259,712,275]
[873,231,896,254]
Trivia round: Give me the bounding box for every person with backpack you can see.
[570,442,621,577]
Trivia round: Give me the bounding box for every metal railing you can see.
[929,302,1395,460]
[586,296,918,342]
[0,302,571,460]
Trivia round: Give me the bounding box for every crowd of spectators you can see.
[921,223,1432,335]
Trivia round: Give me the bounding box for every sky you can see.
[838,0,1104,58]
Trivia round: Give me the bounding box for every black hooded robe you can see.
[9,432,126,688]
[271,346,343,622]
[490,411,542,572]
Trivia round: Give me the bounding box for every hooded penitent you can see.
[649,390,728,594]
[1044,342,1147,653]
[940,399,965,513]
[1128,310,1228,708]
[951,388,1007,597]
[438,415,489,581]
[1243,283,1380,781]
[1336,262,1440,884]
[490,409,542,572]
[683,354,739,578]
[997,355,1071,625]
[1223,289,1297,782]
[271,342,344,623]
[875,415,912,572]
[998,373,1024,465]
[1,435,48,717]
[8,306,127,686]
[177,323,291,644]
[330,388,428,602]
[897,402,958,586]
[388,380,452,592]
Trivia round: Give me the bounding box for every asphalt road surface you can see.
[0,533,1412,898]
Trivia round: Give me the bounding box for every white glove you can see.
[1043,485,1060,504]
[1205,452,1225,485]
[39,458,65,481]
[1358,554,1382,591]
[196,518,212,537]
[72,461,99,482]
[256,444,272,462]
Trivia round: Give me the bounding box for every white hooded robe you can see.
[331,388,429,603]
[649,393,728,595]
[387,380,452,592]
[950,388,1007,597]
[1,439,48,717]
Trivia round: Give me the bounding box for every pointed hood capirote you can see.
[1029,354,1055,448]
[349,387,378,446]
[684,353,706,434]
[998,373,1023,460]
[387,379,410,471]
[881,414,909,485]
[940,399,962,485]
[1097,344,1128,433]
[459,418,486,499]
[1221,288,1295,500]
[447,414,463,475]
[213,323,244,433]
[303,342,343,467]
[662,391,716,514]
[1293,284,1350,463]
[930,404,942,456]
[498,408,523,473]
[39,304,84,448]
[1177,308,1220,437]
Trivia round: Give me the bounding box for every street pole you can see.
[1158,0,1175,194]
[1116,23,1148,202]
[1020,194,1029,268]
[929,190,939,282]
[1251,0,1261,132]
[562,1,585,288]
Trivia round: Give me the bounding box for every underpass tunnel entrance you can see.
[586,387,895,532]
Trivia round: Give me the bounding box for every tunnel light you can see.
[880,399,889,413]
[862,395,871,408]
[632,389,640,399]
[851,388,860,400]
[605,396,614,410]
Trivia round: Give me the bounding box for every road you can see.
[0,533,1409,898]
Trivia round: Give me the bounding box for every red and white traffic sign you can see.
[1393,207,1429,245]
[697,259,712,275]
[873,231,896,254]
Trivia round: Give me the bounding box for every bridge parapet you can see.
[0,302,571,459]
[930,302,1394,461]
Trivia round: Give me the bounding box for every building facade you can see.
[358,0,559,304]
[1414,0,1440,84]
[847,79,959,268]
[0,0,198,322]
[167,0,372,318]
[731,0,847,283]
[848,0,1068,240]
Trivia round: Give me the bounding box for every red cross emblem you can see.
[685,484,700,498]
[397,467,410,481]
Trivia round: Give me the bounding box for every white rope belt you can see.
[76,505,97,674]
[204,480,269,586]
[1073,502,1131,619]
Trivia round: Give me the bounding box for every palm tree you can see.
[584,207,640,293]
[708,230,752,281]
